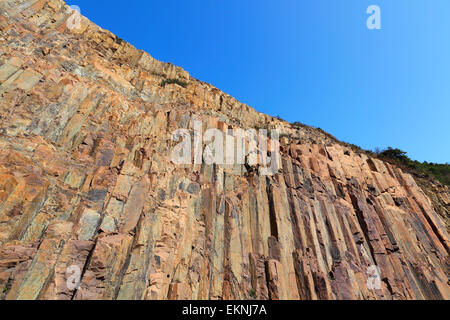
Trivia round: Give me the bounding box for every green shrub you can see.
[378,147,408,161]
[377,147,450,186]
[160,78,188,88]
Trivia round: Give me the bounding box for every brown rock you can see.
[0,0,448,301]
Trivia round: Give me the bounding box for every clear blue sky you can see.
[71,0,450,163]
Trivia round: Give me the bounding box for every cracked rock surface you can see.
[0,0,449,300]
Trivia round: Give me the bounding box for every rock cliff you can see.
[0,0,449,300]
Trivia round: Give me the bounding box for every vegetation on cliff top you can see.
[375,147,450,186]
[289,122,449,186]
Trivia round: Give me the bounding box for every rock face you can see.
[0,0,449,300]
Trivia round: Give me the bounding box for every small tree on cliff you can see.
[378,147,409,162]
